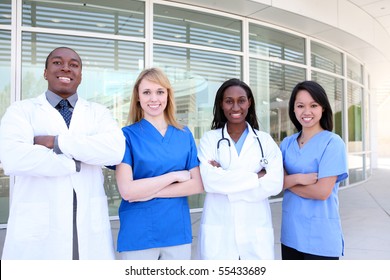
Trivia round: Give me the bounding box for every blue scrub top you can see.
[280,130,348,257]
[117,119,199,252]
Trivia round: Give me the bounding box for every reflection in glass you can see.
[103,168,122,216]
[249,59,306,143]
[0,167,10,224]
[22,32,144,126]
[347,57,363,83]
[0,30,11,224]
[0,31,11,119]
[0,0,11,25]
[311,71,343,138]
[365,78,371,151]
[23,0,145,37]
[347,83,364,183]
[348,153,364,184]
[347,83,363,152]
[311,41,343,75]
[154,4,241,51]
[154,44,241,137]
[249,23,305,64]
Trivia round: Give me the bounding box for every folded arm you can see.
[115,163,201,202]
[284,171,337,200]
[0,104,77,177]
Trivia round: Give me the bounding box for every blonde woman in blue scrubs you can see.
[280,81,348,260]
[115,68,204,260]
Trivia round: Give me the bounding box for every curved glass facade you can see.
[0,0,371,224]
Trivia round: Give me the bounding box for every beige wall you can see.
[377,95,390,157]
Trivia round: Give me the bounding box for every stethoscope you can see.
[217,126,268,169]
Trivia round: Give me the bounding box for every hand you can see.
[208,160,221,168]
[298,173,318,186]
[174,170,191,182]
[34,135,55,149]
[257,169,267,178]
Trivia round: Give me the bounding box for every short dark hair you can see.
[45,47,82,69]
[211,78,259,130]
[288,80,333,131]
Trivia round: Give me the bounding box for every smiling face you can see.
[44,48,82,99]
[221,85,251,125]
[294,89,324,130]
[138,78,168,120]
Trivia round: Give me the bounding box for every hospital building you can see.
[0,0,389,227]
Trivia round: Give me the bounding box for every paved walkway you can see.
[337,160,390,259]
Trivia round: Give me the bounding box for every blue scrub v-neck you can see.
[140,118,173,144]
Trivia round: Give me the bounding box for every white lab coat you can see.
[197,123,283,260]
[0,93,125,260]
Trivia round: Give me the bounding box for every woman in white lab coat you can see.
[0,47,125,259]
[197,78,283,260]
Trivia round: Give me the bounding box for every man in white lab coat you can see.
[0,47,125,259]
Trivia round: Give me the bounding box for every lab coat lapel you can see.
[35,93,69,133]
[239,123,257,156]
[222,124,239,169]
[69,97,90,133]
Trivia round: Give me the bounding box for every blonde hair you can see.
[128,67,183,129]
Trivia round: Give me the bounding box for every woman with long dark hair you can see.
[197,78,283,259]
[280,80,348,260]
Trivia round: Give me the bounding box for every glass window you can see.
[311,41,343,75]
[0,168,9,225]
[249,59,306,143]
[23,0,145,37]
[249,23,305,64]
[154,4,242,51]
[0,31,11,118]
[348,153,364,184]
[347,57,363,83]
[154,44,241,133]
[0,0,12,25]
[364,89,370,157]
[348,83,363,150]
[154,44,242,208]
[365,76,371,178]
[347,82,363,184]
[311,71,344,138]
[0,30,11,225]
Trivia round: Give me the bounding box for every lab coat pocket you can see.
[14,202,50,241]
[91,196,111,233]
[254,227,275,259]
[199,224,224,259]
